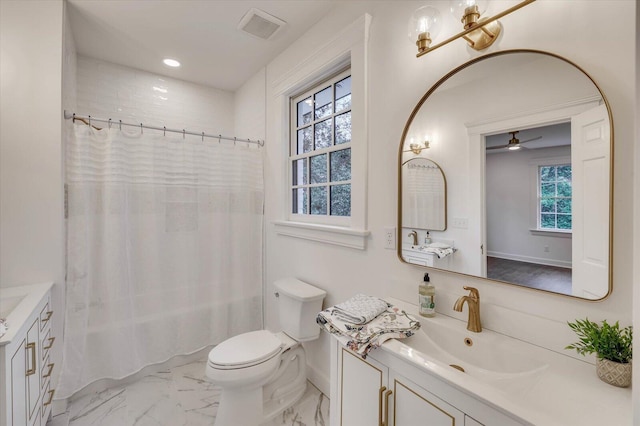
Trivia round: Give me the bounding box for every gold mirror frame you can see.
[397,49,613,301]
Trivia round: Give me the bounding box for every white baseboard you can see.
[487,251,572,269]
[306,363,330,398]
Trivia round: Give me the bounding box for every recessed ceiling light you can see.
[163,58,181,68]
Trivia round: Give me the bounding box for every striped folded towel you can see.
[316,299,420,358]
[332,294,390,325]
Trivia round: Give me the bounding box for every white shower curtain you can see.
[58,123,264,399]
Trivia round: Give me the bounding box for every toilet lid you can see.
[208,330,283,368]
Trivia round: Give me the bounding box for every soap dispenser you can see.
[418,273,435,317]
[424,231,432,245]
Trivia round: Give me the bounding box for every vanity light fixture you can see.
[404,140,430,154]
[412,0,535,57]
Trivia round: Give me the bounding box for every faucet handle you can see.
[463,286,480,300]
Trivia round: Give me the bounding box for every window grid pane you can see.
[290,70,351,219]
[539,164,572,230]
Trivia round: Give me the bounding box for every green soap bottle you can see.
[418,273,435,317]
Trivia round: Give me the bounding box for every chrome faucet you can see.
[453,286,482,332]
[408,230,418,246]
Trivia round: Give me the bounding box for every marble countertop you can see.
[0,282,54,346]
[380,297,631,426]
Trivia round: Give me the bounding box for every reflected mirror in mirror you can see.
[398,50,612,300]
[402,158,447,232]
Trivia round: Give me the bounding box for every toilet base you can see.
[215,387,263,426]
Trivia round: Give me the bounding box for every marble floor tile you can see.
[48,359,329,426]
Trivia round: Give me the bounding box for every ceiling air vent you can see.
[237,8,286,40]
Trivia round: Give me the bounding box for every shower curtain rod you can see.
[64,110,264,146]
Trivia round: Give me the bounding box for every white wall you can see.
[486,146,572,267]
[0,0,65,288]
[248,0,636,395]
[234,67,266,143]
[633,1,640,419]
[75,57,235,136]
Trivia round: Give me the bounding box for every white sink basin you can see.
[0,295,26,319]
[414,316,547,376]
[384,299,548,385]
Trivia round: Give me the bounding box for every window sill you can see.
[273,220,370,250]
[529,228,572,238]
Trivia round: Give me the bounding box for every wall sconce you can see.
[412,0,535,57]
[404,140,430,154]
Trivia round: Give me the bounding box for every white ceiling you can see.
[66,0,336,91]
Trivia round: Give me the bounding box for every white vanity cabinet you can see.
[389,371,465,426]
[0,283,56,426]
[331,342,516,426]
[339,348,387,426]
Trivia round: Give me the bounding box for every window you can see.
[290,70,352,223]
[538,164,572,230]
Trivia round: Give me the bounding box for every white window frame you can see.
[529,156,572,237]
[272,15,370,249]
[289,69,352,226]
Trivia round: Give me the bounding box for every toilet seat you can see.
[208,330,283,370]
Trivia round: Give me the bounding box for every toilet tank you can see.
[274,278,326,342]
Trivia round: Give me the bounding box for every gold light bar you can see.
[416,0,536,58]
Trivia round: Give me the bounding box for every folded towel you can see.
[317,303,420,358]
[427,242,451,249]
[0,319,8,338]
[422,246,455,259]
[332,294,390,325]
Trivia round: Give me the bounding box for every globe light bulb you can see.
[449,0,488,28]
[408,6,442,53]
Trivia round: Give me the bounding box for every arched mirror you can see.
[398,50,612,300]
[402,158,447,231]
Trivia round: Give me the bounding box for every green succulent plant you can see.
[566,318,632,364]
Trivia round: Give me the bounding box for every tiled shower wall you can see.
[75,56,235,136]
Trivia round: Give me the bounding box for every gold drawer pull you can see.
[383,389,393,426]
[25,342,37,376]
[43,336,55,350]
[378,386,387,426]
[43,363,55,378]
[41,311,53,323]
[43,389,55,406]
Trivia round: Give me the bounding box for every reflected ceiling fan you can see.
[486,131,542,151]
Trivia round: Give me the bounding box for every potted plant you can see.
[566,318,632,388]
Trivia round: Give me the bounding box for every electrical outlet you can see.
[384,227,396,250]
[451,217,468,229]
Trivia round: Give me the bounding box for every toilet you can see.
[206,278,326,426]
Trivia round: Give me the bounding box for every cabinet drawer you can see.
[40,329,55,361]
[41,353,54,391]
[39,301,52,332]
[41,380,54,424]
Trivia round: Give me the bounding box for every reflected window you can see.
[539,164,572,230]
[290,69,352,219]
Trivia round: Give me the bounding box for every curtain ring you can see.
[218,134,222,144]
[234,137,237,146]
[119,120,122,131]
[163,126,166,136]
[88,115,91,127]
[72,113,76,123]
[140,123,143,134]
[108,119,112,129]
[202,132,205,142]
[183,129,186,139]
